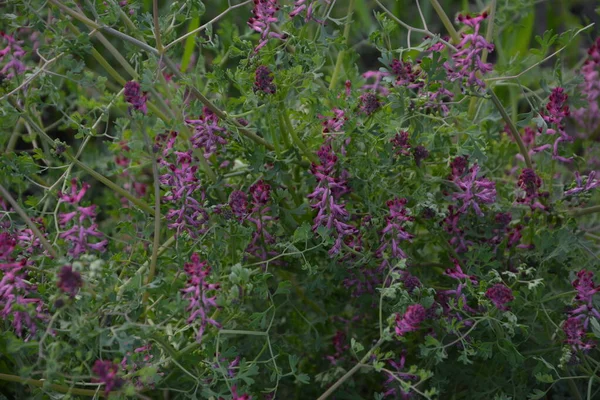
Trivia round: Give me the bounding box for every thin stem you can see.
[281,108,318,164]
[0,183,59,259]
[164,0,253,51]
[0,373,105,397]
[488,89,533,169]
[329,0,355,91]
[141,124,162,310]
[152,0,163,52]
[316,338,385,400]
[570,205,600,218]
[429,0,461,44]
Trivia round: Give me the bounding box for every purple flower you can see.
[377,198,413,268]
[382,351,418,399]
[391,131,411,157]
[246,180,278,263]
[449,156,469,180]
[570,270,600,330]
[308,143,358,256]
[158,145,210,238]
[321,108,347,134]
[451,164,496,216]
[516,168,547,211]
[230,386,252,400]
[572,38,600,136]
[444,259,478,285]
[253,65,276,94]
[361,71,390,96]
[57,265,82,297]
[123,81,148,114]
[358,92,381,115]
[185,107,228,159]
[229,190,248,220]
[391,58,423,89]
[412,145,429,166]
[564,171,600,196]
[536,87,573,162]
[58,179,108,257]
[325,330,349,365]
[442,205,472,253]
[248,0,286,52]
[0,32,27,80]
[485,284,513,310]
[182,253,221,342]
[92,360,124,395]
[395,304,426,336]
[444,13,494,89]
[290,0,326,23]
[563,317,595,352]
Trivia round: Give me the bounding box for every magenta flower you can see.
[246,180,278,263]
[58,179,108,257]
[391,131,411,157]
[442,205,472,253]
[248,0,286,52]
[182,253,221,343]
[564,171,600,196]
[123,81,148,114]
[253,65,276,94]
[185,107,228,159]
[570,270,600,330]
[444,259,478,285]
[325,330,349,365]
[57,265,82,297]
[359,92,381,115]
[230,386,252,400]
[449,156,469,180]
[572,38,600,135]
[451,164,496,216]
[362,70,390,96]
[390,58,423,89]
[536,87,573,162]
[0,32,27,80]
[158,143,210,238]
[444,13,494,89]
[308,143,358,256]
[485,284,513,311]
[516,168,547,211]
[382,351,418,399]
[290,0,326,23]
[229,190,249,220]
[92,360,124,395]
[563,317,595,352]
[395,304,426,336]
[321,108,347,134]
[377,198,413,268]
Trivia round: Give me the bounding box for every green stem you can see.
[570,205,600,218]
[430,0,461,44]
[152,0,163,52]
[488,89,533,169]
[281,108,318,164]
[316,338,385,400]
[329,0,355,91]
[0,183,59,259]
[0,373,105,397]
[180,16,200,72]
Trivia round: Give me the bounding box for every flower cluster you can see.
[58,179,108,257]
[485,284,514,311]
[248,0,286,52]
[92,360,124,395]
[395,304,426,336]
[382,352,418,399]
[123,81,147,114]
[0,31,26,80]
[57,265,82,297]
[539,87,572,162]
[186,107,228,160]
[450,163,496,216]
[564,171,600,197]
[391,58,423,89]
[377,198,413,270]
[572,38,600,135]
[321,108,347,134]
[253,65,276,94]
[516,168,547,211]
[246,180,278,262]
[289,0,325,23]
[182,253,221,343]
[308,143,357,256]
[358,92,381,115]
[445,13,494,89]
[157,133,210,238]
[0,233,47,339]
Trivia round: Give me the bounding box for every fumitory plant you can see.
[2,0,600,399]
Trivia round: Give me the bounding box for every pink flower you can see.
[123,81,148,114]
[485,284,513,310]
[253,65,276,94]
[564,171,600,196]
[572,38,600,136]
[290,0,327,23]
[516,168,547,211]
[395,304,426,336]
[391,131,411,157]
[246,180,278,263]
[570,270,600,330]
[563,317,595,352]
[185,107,228,160]
[391,59,423,89]
[92,360,124,395]
[444,13,494,89]
[308,143,357,256]
[182,254,221,342]
[57,265,82,297]
[377,198,413,267]
[0,32,27,80]
[451,164,496,216]
[536,87,573,162]
[248,0,286,52]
